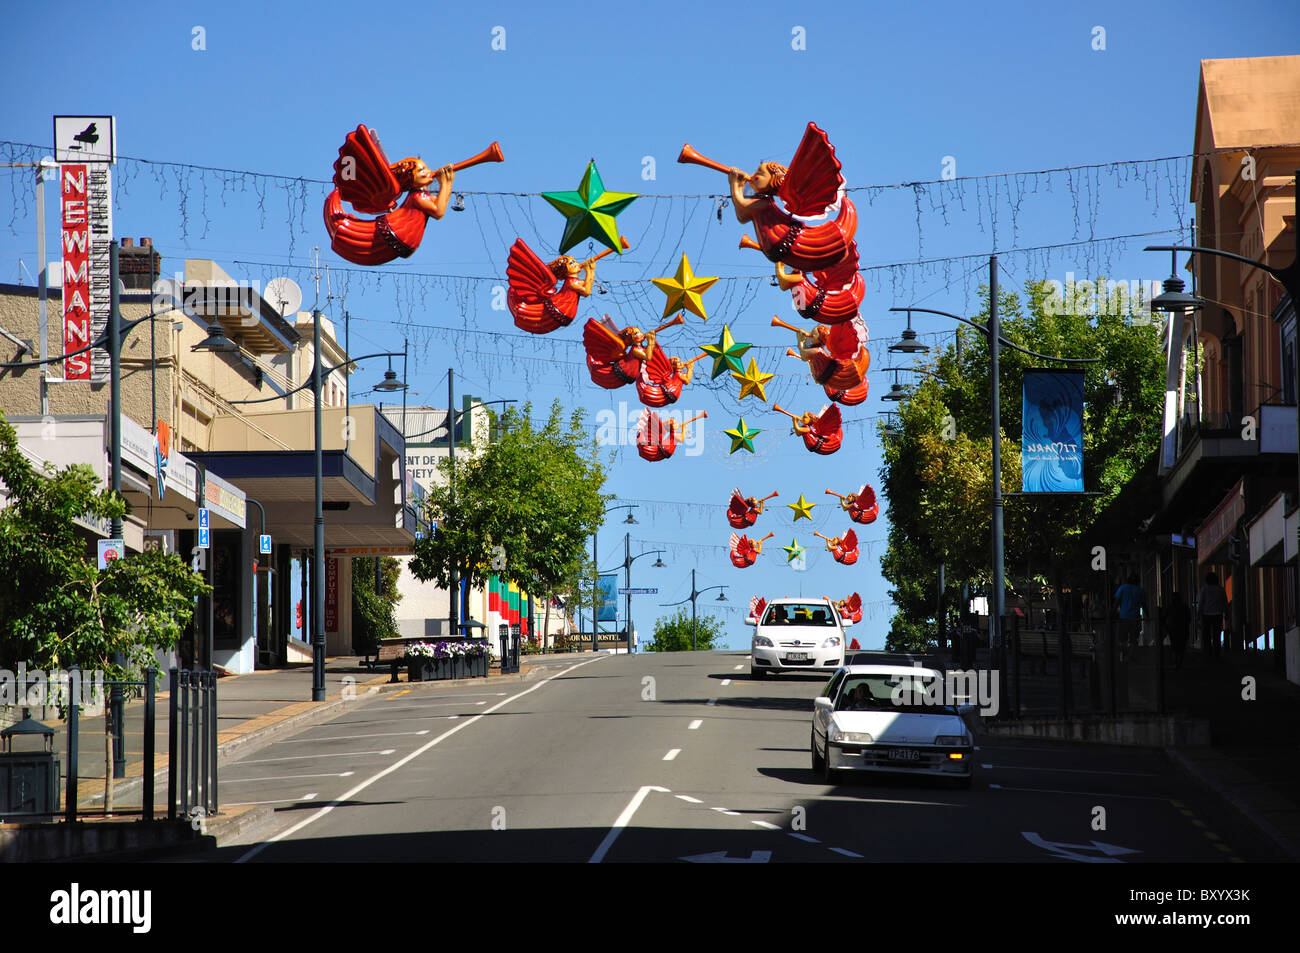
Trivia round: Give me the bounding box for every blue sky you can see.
[2,1,1297,648]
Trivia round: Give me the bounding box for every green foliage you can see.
[646,608,723,652]
[411,400,607,603]
[0,413,210,675]
[880,280,1166,645]
[351,556,401,654]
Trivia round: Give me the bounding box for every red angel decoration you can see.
[771,242,866,326]
[773,403,843,455]
[583,315,683,390]
[832,592,863,625]
[772,315,870,391]
[679,123,856,273]
[506,237,626,334]
[637,349,705,407]
[727,489,779,528]
[825,485,879,524]
[746,596,768,625]
[814,529,859,566]
[729,532,775,568]
[323,125,503,266]
[635,409,706,462]
[823,378,870,406]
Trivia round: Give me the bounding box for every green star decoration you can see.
[724,418,761,454]
[783,538,806,563]
[541,161,637,255]
[700,325,753,379]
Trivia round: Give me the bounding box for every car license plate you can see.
[786,653,808,661]
[887,748,921,761]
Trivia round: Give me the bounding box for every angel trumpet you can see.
[812,531,832,542]
[785,348,800,359]
[825,489,848,500]
[739,235,763,251]
[450,142,505,173]
[759,491,780,502]
[588,236,630,264]
[756,532,776,543]
[680,411,708,431]
[770,316,805,335]
[771,403,797,420]
[652,314,686,335]
[678,143,747,180]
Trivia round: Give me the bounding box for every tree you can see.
[879,280,1166,651]
[0,412,210,674]
[351,556,402,655]
[646,608,724,652]
[410,400,607,613]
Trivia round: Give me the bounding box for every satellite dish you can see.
[264,277,302,318]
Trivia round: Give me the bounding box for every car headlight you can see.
[821,636,841,648]
[934,735,968,746]
[827,722,843,743]
[840,731,874,744]
[754,635,773,648]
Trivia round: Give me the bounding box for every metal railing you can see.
[167,669,217,823]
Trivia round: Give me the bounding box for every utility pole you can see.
[448,369,458,638]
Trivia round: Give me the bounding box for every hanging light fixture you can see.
[373,358,406,392]
[451,193,466,212]
[652,555,666,568]
[881,370,908,402]
[1150,249,1203,313]
[889,309,930,355]
[190,323,238,353]
[624,510,638,524]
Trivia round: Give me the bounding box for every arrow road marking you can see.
[589,785,671,863]
[675,795,702,803]
[1021,832,1141,863]
[681,850,772,863]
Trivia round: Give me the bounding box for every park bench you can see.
[374,637,430,683]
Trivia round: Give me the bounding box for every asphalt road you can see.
[195,650,1287,863]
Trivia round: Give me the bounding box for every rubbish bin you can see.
[0,709,62,817]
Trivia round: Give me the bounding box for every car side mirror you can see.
[814,696,832,709]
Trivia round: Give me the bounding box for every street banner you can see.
[1021,369,1084,493]
[597,574,619,622]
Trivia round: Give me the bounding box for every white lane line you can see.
[276,730,430,744]
[233,749,396,765]
[663,749,681,761]
[225,793,319,806]
[711,807,740,816]
[789,833,821,843]
[589,785,670,864]
[476,701,487,705]
[688,719,703,730]
[226,772,354,783]
[237,655,607,864]
[982,764,1158,777]
[733,665,743,671]
[706,699,718,706]
[829,846,864,858]
[988,783,1171,801]
[720,679,732,686]
[675,794,702,804]
[752,820,781,830]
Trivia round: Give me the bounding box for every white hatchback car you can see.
[810,665,974,788]
[750,598,845,677]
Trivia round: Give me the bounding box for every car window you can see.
[823,670,845,701]
[834,675,955,712]
[763,603,836,626]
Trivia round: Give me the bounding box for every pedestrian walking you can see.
[1160,592,1191,669]
[1114,573,1146,649]
[1197,571,1228,658]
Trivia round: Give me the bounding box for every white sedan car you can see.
[810,665,974,788]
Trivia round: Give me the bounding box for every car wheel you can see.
[751,667,767,679]
[951,774,972,790]
[811,731,824,773]
[821,737,839,785]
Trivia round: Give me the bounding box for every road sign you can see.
[198,527,210,549]
[259,534,272,554]
[197,507,209,529]
[97,538,125,570]
[618,588,658,594]
[53,115,116,164]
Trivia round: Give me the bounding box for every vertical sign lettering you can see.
[325,556,339,632]
[61,165,91,380]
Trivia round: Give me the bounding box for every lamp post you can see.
[661,569,727,651]
[593,505,638,651]
[887,255,1098,662]
[233,330,405,701]
[601,536,665,654]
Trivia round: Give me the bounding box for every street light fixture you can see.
[889,309,930,355]
[881,370,909,402]
[190,323,239,353]
[601,536,667,655]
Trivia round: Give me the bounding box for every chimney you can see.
[121,237,134,247]
[140,237,152,248]
[118,238,162,290]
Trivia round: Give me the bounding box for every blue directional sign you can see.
[259,534,272,554]
[197,507,209,529]
[198,527,210,549]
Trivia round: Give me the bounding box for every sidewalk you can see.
[944,642,1300,860]
[1,654,554,859]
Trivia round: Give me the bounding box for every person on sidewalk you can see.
[1114,573,1147,650]
[1160,591,1191,669]
[1197,571,1228,658]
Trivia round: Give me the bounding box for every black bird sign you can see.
[70,123,98,148]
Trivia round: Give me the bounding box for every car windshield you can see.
[834,675,957,713]
[762,604,836,626]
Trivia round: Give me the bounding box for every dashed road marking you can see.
[664,749,681,761]
[720,679,732,686]
[236,749,396,765]
[752,820,781,830]
[688,719,702,730]
[829,846,864,858]
[788,832,820,844]
[277,730,429,744]
[676,794,702,803]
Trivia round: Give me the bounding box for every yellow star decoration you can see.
[787,494,816,521]
[731,358,774,402]
[652,253,719,320]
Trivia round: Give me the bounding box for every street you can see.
[196,651,1286,864]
